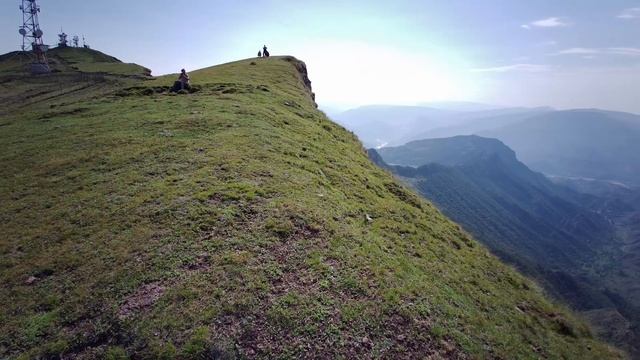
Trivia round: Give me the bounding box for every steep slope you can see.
[376,136,614,272]
[554,178,640,355]
[373,136,640,357]
[0,55,621,359]
[480,110,640,186]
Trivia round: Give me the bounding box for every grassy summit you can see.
[0,54,622,359]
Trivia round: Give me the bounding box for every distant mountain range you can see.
[333,105,454,148]
[334,105,640,187]
[332,104,552,147]
[417,101,505,112]
[480,109,640,187]
[371,135,640,357]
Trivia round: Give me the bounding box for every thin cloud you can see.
[609,48,640,56]
[556,48,600,55]
[471,64,552,73]
[554,47,640,57]
[522,17,570,29]
[618,7,640,19]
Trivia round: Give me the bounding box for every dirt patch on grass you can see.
[224,306,464,359]
[384,182,423,209]
[182,252,212,272]
[40,107,90,120]
[117,282,166,319]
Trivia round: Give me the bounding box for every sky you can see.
[1,0,639,113]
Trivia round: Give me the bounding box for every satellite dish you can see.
[35,29,43,38]
[19,28,27,36]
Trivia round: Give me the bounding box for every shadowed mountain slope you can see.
[376,136,614,272]
[374,135,640,357]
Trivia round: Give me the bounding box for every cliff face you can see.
[283,56,316,104]
[0,54,622,359]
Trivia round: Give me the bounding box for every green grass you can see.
[0,47,149,78]
[47,47,121,64]
[69,62,150,76]
[0,55,623,359]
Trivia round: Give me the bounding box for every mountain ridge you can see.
[0,51,622,359]
[332,105,553,148]
[0,47,151,78]
[335,105,640,187]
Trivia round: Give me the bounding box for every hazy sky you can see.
[1,0,639,113]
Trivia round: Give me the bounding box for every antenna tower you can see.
[72,35,79,47]
[18,0,50,74]
[58,29,68,47]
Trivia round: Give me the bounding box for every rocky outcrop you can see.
[284,56,316,107]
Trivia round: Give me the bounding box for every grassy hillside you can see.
[0,54,622,359]
[0,47,150,77]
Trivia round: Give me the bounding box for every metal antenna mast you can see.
[19,0,50,74]
[58,28,68,47]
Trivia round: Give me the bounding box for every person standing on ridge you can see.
[263,45,270,57]
[178,68,190,90]
[258,50,262,57]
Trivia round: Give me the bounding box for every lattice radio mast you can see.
[18,0,50,74]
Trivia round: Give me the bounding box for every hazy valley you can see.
[366,135,640,356]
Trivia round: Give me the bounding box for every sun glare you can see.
[297,41,474,108]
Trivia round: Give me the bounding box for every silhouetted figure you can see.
[171,68,191,92]
[263,45,270,57]
[258,50,262,57]
[178,69,190,87]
